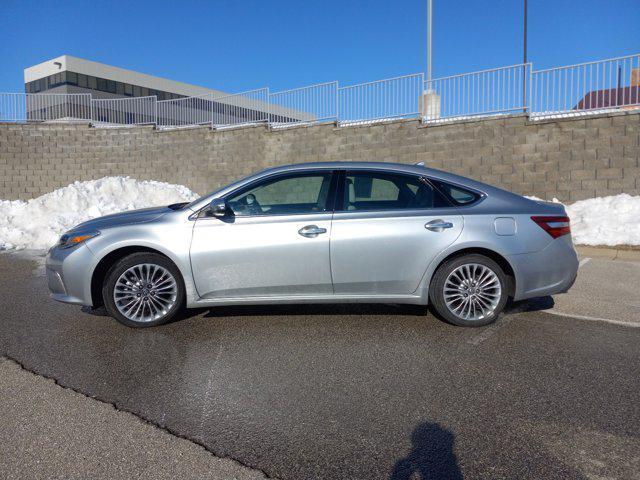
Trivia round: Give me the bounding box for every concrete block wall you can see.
[0,110,638,202]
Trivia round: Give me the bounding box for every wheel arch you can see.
[427,247,516,299]
[90,246,182,308]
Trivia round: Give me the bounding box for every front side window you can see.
[342,171,450,211]
[226,172,333,216]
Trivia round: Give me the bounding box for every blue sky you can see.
[1,0,638,93]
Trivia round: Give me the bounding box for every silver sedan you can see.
[46,162,578,327]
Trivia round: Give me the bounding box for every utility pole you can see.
[523,0,528,112]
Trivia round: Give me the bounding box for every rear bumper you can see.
[507,236,579,301]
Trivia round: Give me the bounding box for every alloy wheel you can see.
[113,263,178,323]
[443,263,502,321]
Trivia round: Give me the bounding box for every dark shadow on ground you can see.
[505,296,555,315]
[390,422,463,480]
[81,296,555,325]
[201,303,427,318]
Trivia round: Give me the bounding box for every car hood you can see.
[71,206,172,232]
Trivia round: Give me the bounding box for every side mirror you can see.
[209,198,228,218]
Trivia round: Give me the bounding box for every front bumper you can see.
[508,236,579,301]
[45,243,96,305]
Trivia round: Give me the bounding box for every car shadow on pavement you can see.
[504,295,555,315]
[201,303,427,318]
[390,422,463,480]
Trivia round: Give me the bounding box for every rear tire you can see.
[103,252,185,328]
[429,254,508,327]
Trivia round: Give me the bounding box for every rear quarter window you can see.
[429,179,482,206]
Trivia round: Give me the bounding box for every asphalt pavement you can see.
[0,252,638,479]
[0,357,271,480]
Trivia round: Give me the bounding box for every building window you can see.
[67,72,78,85]
[25,70,190,101]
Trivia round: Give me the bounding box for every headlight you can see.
[58,230,100,249]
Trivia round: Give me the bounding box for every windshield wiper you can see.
[167,202,189,210]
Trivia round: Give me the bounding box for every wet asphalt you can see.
[1,253,639,480]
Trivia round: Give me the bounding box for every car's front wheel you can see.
[103,252,185,328]
[429,254,508,327]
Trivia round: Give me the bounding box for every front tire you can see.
[429,254,508,327]
[103,253,185,328]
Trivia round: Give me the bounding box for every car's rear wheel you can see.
[103,253,185,328]
[429,254,508,327]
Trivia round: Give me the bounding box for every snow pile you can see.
[527,193,640,246]
[0,177,198,251]
[565,194,640,246]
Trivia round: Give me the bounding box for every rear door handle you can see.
[298,225,327,238]
[425,219,454,232]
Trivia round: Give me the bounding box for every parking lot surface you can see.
[0,253,639,479]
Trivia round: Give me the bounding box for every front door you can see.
[190,171,336,299]
[330,170,463,295]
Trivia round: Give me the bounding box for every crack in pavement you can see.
[1,354,279,480]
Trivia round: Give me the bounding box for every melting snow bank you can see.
[564,194,640,246]
[528,193,640,246]
[0,177,198,251]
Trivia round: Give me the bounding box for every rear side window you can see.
[341,171,450,211]
[429,179,482,206]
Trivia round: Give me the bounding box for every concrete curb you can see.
[576,245,640,261]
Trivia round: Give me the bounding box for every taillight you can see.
[531,216,571,239]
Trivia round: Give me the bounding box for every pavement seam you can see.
[542,310,640,328]
[1,355,279,480]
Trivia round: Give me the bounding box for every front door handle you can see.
[425,219,454,232]
[298,225,327,238]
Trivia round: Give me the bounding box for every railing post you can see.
[528,63,533,116]
[335,81,340,124]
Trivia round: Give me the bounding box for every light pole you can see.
[421,0,440,119]
[427,0,432,84]
[523,0,528,112]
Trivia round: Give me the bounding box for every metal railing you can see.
[424,63,531,121]
[268,82,338,126]
[0,93,91,122]
[157,93,214,128]
[531,53,640,117]
[211,88,270,128]
[1,53,638,128]
[338,73,424,124]
[91,96,157,125]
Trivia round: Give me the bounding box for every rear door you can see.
[330,170,463,296]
